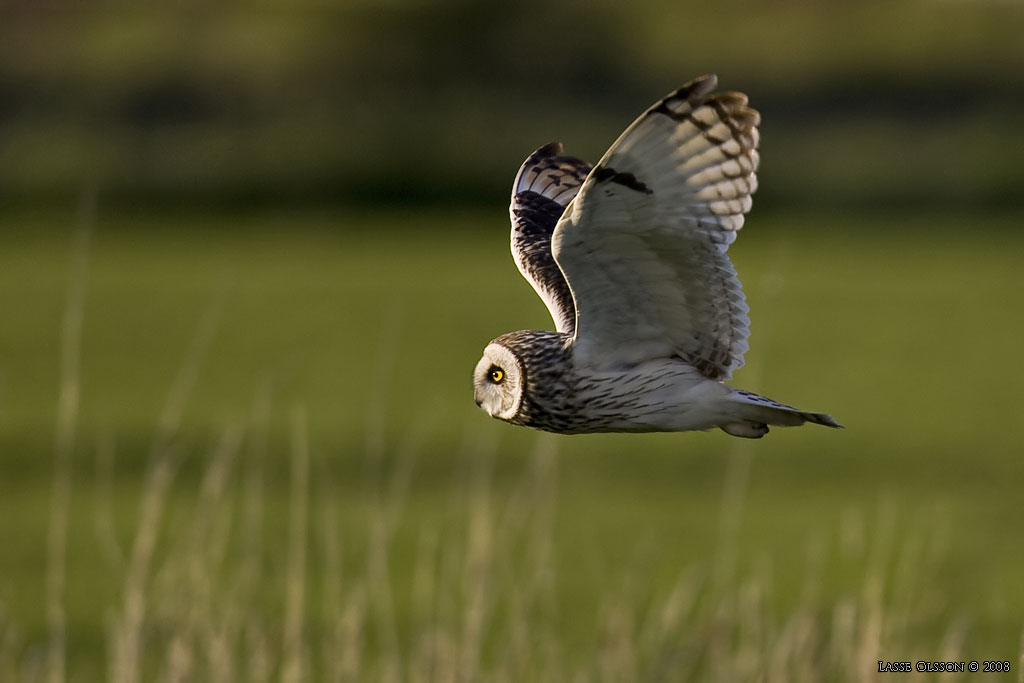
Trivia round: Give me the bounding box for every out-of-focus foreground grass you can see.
[1,207,1021,681]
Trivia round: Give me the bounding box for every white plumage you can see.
[473,75,841,438]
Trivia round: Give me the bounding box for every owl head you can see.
[473,342,524,421]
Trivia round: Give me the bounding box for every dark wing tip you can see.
[672,74,718,101]
[651,75,760,136]
[512,142,564,197]
[512,142,593,206]
[535,141,564,157]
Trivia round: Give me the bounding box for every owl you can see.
[472,75,841,438]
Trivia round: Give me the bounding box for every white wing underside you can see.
[552,75,760,380]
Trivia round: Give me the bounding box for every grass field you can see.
[1,205,1022,680]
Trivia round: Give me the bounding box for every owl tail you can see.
[719,389,842,438]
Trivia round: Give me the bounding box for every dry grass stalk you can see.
[46,187,95,683]
[281,405,310,683]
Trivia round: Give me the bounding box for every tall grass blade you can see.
[46,186,95,683]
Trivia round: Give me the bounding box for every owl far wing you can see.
[509,142,592,335]
[552,75,758,380]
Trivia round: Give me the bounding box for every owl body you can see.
[472,75,841,438]
[474,331,823,436]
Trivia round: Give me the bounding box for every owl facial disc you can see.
[472,343,523,420]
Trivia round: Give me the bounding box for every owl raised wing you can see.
[509,142,592,335]
[549,74,758,380]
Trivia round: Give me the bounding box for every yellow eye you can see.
[490,367,504,383]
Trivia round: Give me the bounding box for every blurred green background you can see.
[2,1,1023,680]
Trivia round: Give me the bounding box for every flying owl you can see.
[472,75,841,438]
